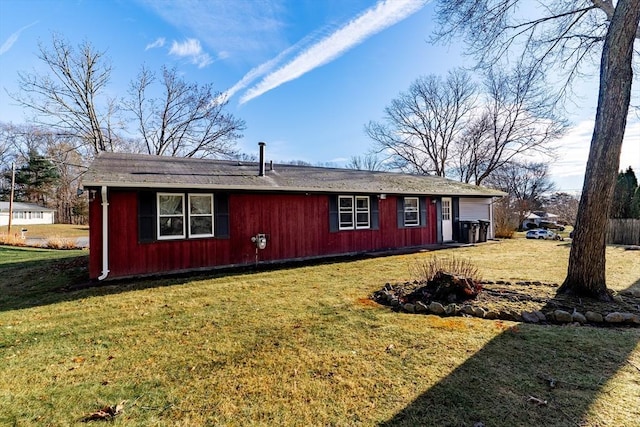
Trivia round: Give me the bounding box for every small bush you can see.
[411,255,481,283]
[494,224,515,239]
[44,236,80,250]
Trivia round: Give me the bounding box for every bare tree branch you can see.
[124,66,245,159]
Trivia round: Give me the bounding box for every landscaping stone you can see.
[472,307,486,318]
[554,310,573,323]
[621,313,640,324]
[632,289,640,298]
[533,311,546,321]
[403,303,415,313]
[605,312,624,323]
[428,301,445,315]
[415,301,429,313]
[521,311,539,323]
[572,311,587,324]
[445,304,459,316]
[612,294,624,303]
[585,311,603,323]
[484,310,499,320]
[460,305,475,316]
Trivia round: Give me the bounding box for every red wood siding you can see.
[89,189,438,279]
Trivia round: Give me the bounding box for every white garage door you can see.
[459,198,491,221]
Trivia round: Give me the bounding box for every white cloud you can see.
[0,21,38,55]
[169,38,212,68]
[238,0,430,104]
[145,37,165,50]
[138,0,287,58]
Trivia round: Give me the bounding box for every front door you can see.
[442,197,452,242]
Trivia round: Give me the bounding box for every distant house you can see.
[82,145,504,280]
[0,202,55,226]
[522,211,561,229]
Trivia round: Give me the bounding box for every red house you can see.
[82,145,503,280]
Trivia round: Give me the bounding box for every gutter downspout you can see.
[97,186,110,280]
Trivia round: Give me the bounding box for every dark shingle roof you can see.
[82,152,504,197]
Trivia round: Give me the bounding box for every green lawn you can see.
[0,241,638,426]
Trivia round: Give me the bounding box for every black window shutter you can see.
[214,193,230,238]
[138,191,156,243]
[419,197,427,228]
[397,197,405,229]
[370,196,379,230]
[329,195,338,232]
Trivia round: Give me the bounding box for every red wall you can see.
[89,189,438,279]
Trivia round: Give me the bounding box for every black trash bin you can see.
[478,220,490,242]
[469,221,479,243]
[458,221,478,243]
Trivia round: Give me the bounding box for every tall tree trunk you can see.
[559,0,640,300]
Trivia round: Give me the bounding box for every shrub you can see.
[411,255,481,283]
[44,236,80,250]
[494,223,515,239]
[0,233,27,247]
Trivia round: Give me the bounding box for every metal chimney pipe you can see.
[258,142,266,176]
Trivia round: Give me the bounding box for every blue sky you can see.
[0,0,638,193]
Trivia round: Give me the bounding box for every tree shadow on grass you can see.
[0,245,419,312]
[380,283,640,427]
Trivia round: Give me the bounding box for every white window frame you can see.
[404,197,420,227]
[442,199,451,221]
[157,193,185,240]
[188,194,214,238]
[338,196,354,230]
[338,195,371,230]
[355,196,370,229]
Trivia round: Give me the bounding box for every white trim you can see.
[338,195,354,230]
[355,196,370,229]
[188,194,214,238]
[403,197,419,227]
[157,193,186,240]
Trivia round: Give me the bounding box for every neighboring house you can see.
[522,211,560,229]
[82,146,504,280]
[0,201,55,226]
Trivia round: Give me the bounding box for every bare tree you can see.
[436,0,640,299]
[125,66,245,158]
[366,69,477,176]
[485,161,555,230]
[346,153,387,171]
[11,34,121,154]
[455,67,565,185]
[545,192,580,226]
[0,123,89,223]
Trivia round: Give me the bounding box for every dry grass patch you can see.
[14,224,89,239]
[43,235,83,250]
[0,239,639,426]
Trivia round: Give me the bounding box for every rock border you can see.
[372,281,640,327]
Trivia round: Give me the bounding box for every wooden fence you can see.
[607,219,640,246]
